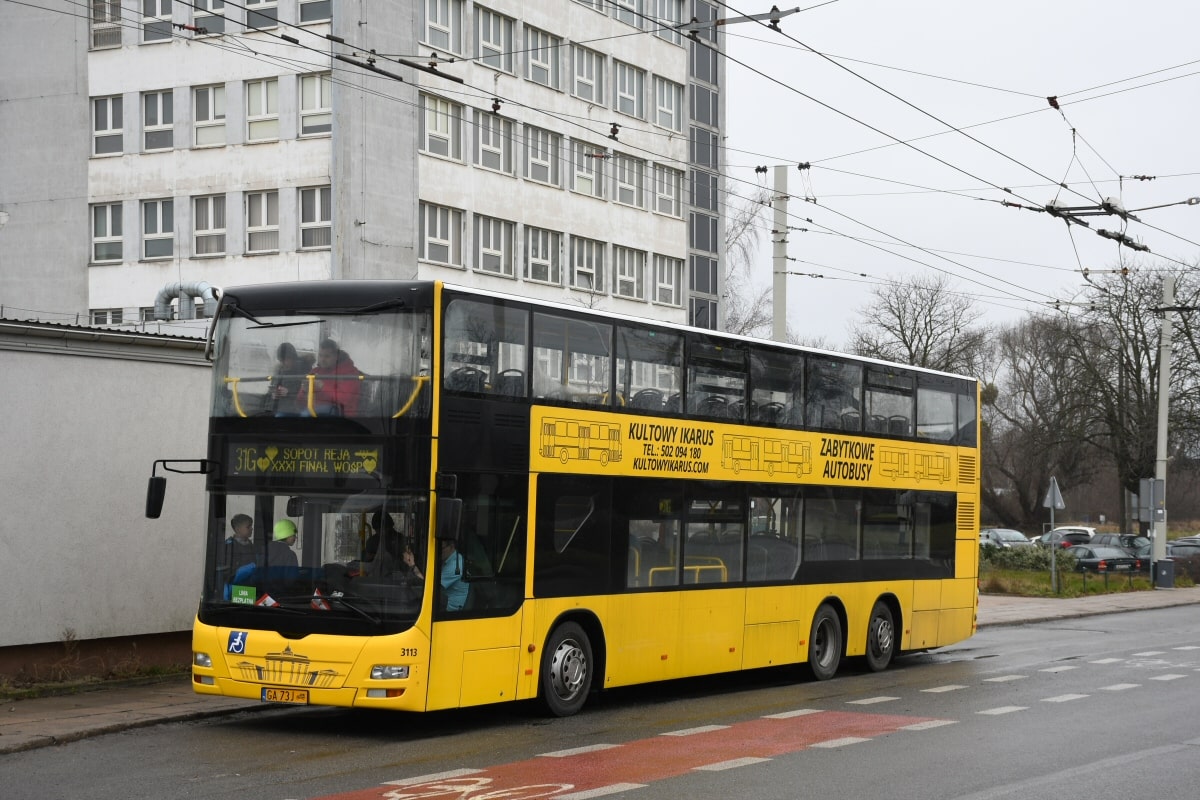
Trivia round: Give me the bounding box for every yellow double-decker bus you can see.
[147,280,979,716]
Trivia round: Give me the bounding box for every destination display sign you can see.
[228,443,380,478]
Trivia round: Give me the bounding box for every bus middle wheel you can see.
[807,603,842,681]
[540,621,593,717]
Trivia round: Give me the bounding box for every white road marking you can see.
[1150,674,1187,681]
[984,675,1027,682]
[1039,665,1078,673]
[1042,694,1089,703]
[1132,651,1167,657]
[1091,658,1123,664]
[1100,683,1141,691]
[811,737,871,748]
[901,720,958,731]
[978,706,1027,715]
[694,757,771,771]
[385,769,485,785]
[922,685,967,693]
[847,696,900,705]
[539,744,621,758]
[557,784,647,800]
[763,709,823,719]
[661,725,730,736]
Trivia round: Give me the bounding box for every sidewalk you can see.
[4,587,1200,756]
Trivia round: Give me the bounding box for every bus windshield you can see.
[211,310,431,419]
[203,490,429,632]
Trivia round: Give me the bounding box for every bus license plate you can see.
[261,687,309,704]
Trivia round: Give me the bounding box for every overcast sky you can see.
[723,0,1200,347]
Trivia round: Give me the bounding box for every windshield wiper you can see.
[271,594,384,625]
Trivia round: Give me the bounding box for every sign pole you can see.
[1043,477,1066,593]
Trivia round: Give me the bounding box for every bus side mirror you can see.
[146,476,167,519]
[436,498,462,543]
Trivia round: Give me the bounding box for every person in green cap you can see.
[268,519,299,569]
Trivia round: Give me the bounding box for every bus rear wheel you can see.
[865,601,896,672]
[807,604,842,681]
[540,621,593,717]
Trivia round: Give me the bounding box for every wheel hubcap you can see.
[550,639,587,700]
[871,617,894,658]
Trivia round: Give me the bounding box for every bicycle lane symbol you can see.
[383,775,573,800]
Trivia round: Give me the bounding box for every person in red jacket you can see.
[299,338,361,416]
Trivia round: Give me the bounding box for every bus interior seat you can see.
[840,411,861,430]
[448,366,488,393]
[754,402,786,424]
[888,415,910,436]
[631,388,665,410]
[868,414,888,433]
[664,393,682,412]
[493,369,526,397]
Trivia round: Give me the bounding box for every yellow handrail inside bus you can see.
[223,376,248,418]
[304,374,317,417]
[392,375,430,419]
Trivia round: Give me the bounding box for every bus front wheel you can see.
[807,604,842,681]
[540,621,593,717]
[865,601,896,672]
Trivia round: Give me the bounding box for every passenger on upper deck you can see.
[270,342,314,413]
[298,338,361,416]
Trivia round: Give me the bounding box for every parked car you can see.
[980,528,1035,548]
[1091,533,1151,554]
[1167,542,1200,559]
[1064,544,1140,573]
[1034,529,1094,548]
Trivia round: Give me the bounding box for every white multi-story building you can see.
[0,0,725,329]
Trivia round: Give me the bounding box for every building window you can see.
[142,199,174,259]
[525,126,561,186]
[91,1,122,48]
[652,164,682,217]
[91,203,123,263]
[525,227,561,284]
[141,0,171,43]
[194,0,226,35]
[653,254,682,305]
[572,45,604,104]
[572,140,605,198]
[655,0,684,45]
[690,211,718,253]
[420,94,463,159]
[691,39,718,85]
[299,0,332,23]
[475,216,515,276]
[246,190,279,253]
[571,237,605,292]
[246,78,279,141]
[300,73,332,136]
[692,169,718,212]
[654,77,683,132]
[419,202,463,266]
[527,27,561,88]
[613,246,646,299]
[691,84,718,126]
[476,7,514,73]
[614,154,644,207]
[91,308,124,325]
[614,62,645,119]
[476,111,514,174]
[93,95,123,156]
[194,84,226,146]
[143,90,173,151]
[422,0,463,54]
[690,125,718,169]
[193,195,226,256]
[245,0,278,30]
[300,186,332,249]
[573,0,605,11]
[612,0,640,27]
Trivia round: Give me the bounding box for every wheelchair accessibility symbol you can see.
[227,631,248,654]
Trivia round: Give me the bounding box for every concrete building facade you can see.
[1,0,726,330]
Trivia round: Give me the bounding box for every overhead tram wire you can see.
[713,0,1100,207]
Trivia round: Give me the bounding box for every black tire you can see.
[864,601,896,673]
[807,604,842,681]
[539,621,593,717]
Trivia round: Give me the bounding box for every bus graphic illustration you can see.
[540,418,623,466]
[721,434,812,477]
[878,447,951,483]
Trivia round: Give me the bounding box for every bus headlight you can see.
[371,665,410,680]
[194,652,213,668]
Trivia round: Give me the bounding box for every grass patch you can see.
[980,545,1197,597]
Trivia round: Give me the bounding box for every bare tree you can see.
[721,185,773,338]
[849,272,990,375]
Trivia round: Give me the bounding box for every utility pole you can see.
[1153,275,1174,582]
[772,165,788,342]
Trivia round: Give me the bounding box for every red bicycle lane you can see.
[316,707,949,800]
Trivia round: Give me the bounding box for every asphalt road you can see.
[3,605,1199,800]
